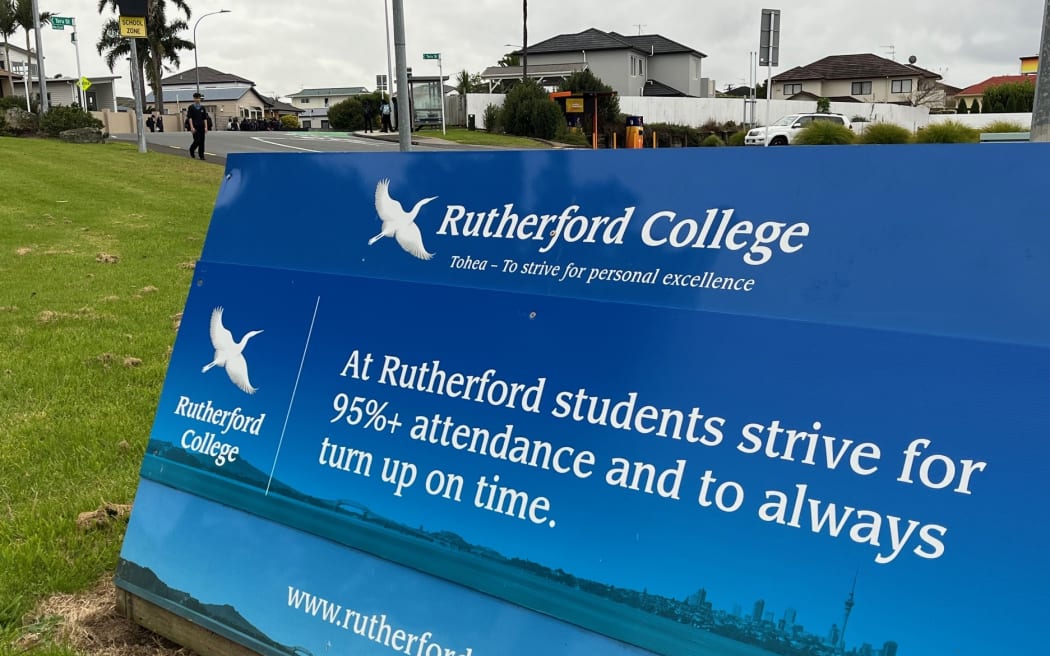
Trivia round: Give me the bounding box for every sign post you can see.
[423,52,445,135]
[759,8,781,146]
[51,17,85,108]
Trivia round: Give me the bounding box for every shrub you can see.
[700,134,725,147]
[502,79,562,139]
[39,105,103,137]
[482,103,502,133]
[647,122,703,147]
[727,130,747,146]
[858,122,912,144]
[955,98,968,114]
[981,120,1027,133]
[793,121,855,145]
[280,114,300,129]
[327,97,363,131]
[816,97,831,113]
[914,121,979,143]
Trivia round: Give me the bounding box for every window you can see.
[321,120,329,129]
[630,56,637,76]
[324,97,329,107]
[298,98,309,104]
[302,120,312,129]
[851,81,872,95]
[783,83,802,96]
[891,79,912,94]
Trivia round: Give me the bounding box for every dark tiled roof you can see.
[787,91,860,103]
[609,32,706,58]
[773,54,942,83]
[642,78,689,97]
[957,74,1036,96]
[161,67,254,86]
[262,96,302,113]
[525,28,649,56]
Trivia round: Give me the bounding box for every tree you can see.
[327,96,364,131]
[454,69,485,96]
[955,97,968,114]
[969,98,981,114]
[816,97,830,113]
[497,51,519,68]
[97,0,192,116]
[906,77,945,108]
[558,69,619,137]
[13,0,52,109]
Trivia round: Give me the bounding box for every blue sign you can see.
[118,145,1050,656]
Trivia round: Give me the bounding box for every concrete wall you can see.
[466,93,931,131]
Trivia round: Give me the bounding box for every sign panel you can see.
[119,15,146,38]
[759,8,781,67]
[50,15,73,29]
[118,146,1050,656]
[423,52,440,60]
[566,97,584,113]
[78,76,91,91]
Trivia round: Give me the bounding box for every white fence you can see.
[464,94,932,131]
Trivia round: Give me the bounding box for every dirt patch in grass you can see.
[23,578,196,656]
[16,247,33,255]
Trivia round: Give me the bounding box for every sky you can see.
[22,1,1046,99]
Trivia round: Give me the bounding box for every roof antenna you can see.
[634,23,646,35]
[881,44,896,60]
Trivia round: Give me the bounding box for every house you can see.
[287,86,370,129]
[0,42,119,110]
[151,67,300,129]
[770,53,944,108]
[481,28,708,97]
[954,75,1037,112]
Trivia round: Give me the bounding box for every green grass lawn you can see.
[416,126,554,148]
[0,137,223,653]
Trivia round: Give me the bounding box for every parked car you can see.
[745,113,852,145]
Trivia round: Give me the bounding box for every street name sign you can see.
[117,145,1050,656]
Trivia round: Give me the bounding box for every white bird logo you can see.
[201,307,263,394]
[369,178,437,260]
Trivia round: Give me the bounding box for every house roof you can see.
[287,87,369,98]
[609,32,706,58]
[642,78,689,97]
[262,95,302,113]
[145,86,258,103]
[956,74,1036,96]
[480,62,589,80]
[524,28,650,56]
[160,67,254,86]
[788,91,860,103]
[773,54,942,83]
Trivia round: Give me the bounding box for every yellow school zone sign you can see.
[119,16,146,37]
[78,77,92,91]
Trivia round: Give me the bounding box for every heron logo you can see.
[368,178,437,260]
[201,307,264,394]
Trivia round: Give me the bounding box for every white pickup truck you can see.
[745,112,852,145]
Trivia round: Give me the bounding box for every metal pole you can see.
[1031,0,1050,141]
[129,39,147,153]
[392,0,411,151]
[522,0,528,80]
[438,54,446,135]
[72,18,85,108]
[384,0,394,103]
[19,63,31,110]
[31,0,47,112]
[764,62,772,146]
[193,10,230,96]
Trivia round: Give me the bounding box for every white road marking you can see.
[250,136,321,152]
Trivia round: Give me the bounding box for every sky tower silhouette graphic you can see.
[837,573,858,655]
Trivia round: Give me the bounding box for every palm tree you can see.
[97,0,192,115]
[13,0,51,106]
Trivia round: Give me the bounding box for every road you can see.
[112,130,484,165]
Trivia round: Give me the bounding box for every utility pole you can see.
[522,1,528,81]
[392,0,411,151]
[31,0,48,112]
[1031,0,1050,141]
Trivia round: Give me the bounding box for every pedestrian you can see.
[363,100,375,133]
[146,113,155,133]
[186,92,210,161]
[380,99,392,132]
[156,115,164,132]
